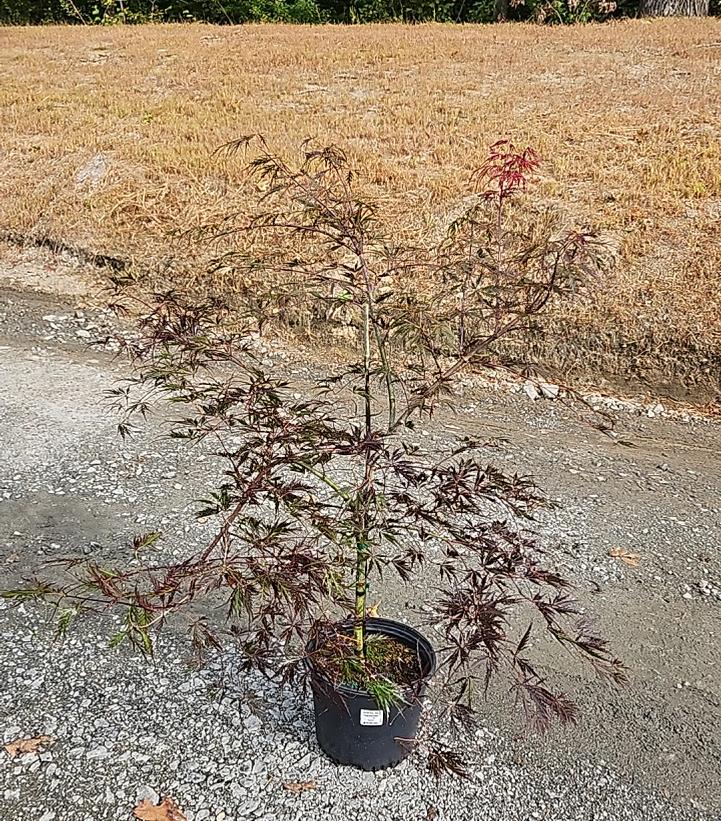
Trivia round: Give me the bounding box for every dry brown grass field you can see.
[1,21,720,396]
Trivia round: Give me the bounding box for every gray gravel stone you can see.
[136,785,160,805]
[1,289,720,821]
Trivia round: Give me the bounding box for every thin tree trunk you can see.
[639,0,708,15]
[494,0,509,19]
[353,300,373,657]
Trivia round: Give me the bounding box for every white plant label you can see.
[360,709,384,726]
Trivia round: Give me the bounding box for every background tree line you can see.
[0,0,715,25]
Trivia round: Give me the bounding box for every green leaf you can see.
[109,631,127,649]
[132,531,161,555]
[55,607,77,637]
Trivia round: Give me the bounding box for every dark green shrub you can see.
[0,0,635,22]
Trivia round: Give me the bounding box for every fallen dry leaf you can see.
[608,547,640,567]
[283,780,316,794]
[133,797,186,821]
[3,735,54,759]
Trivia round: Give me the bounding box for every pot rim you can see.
[305,616,437,699]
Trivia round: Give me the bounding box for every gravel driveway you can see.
[1,284,719,821]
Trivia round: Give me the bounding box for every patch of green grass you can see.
[320,632,420,710]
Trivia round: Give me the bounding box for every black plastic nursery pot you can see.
[306,617,437,771]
